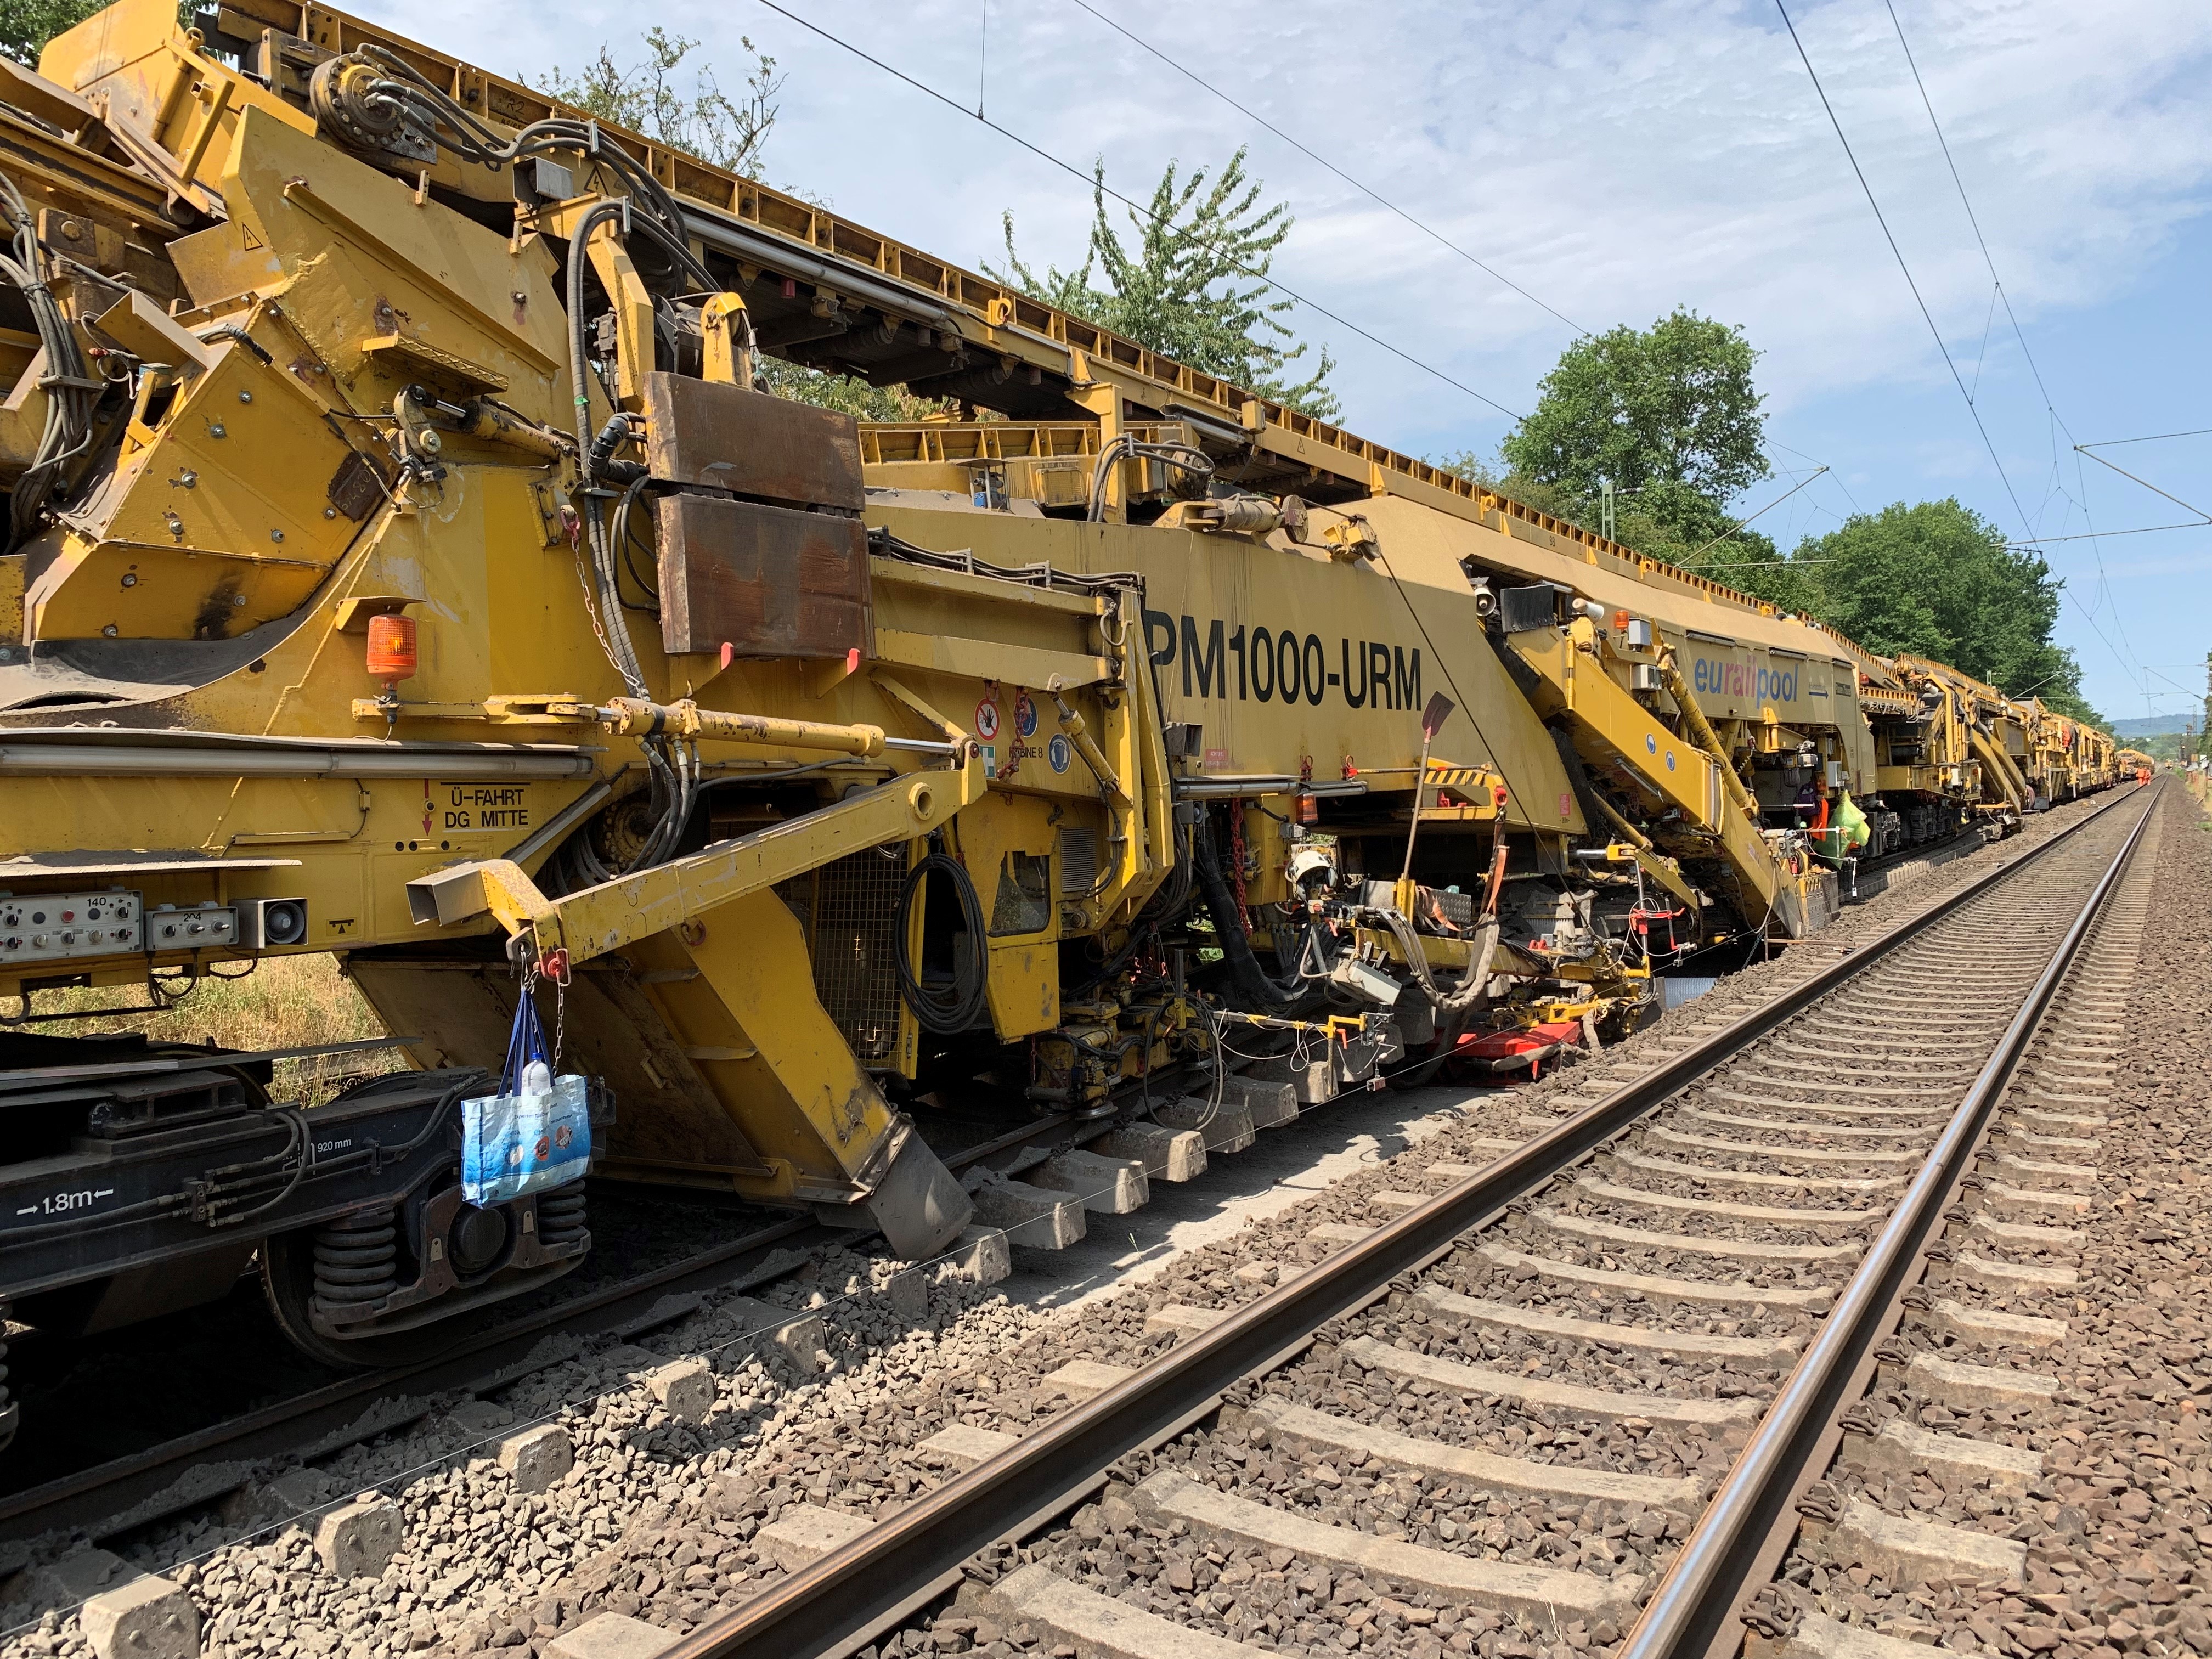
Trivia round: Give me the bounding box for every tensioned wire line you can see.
[754,0,1524,422]
[1058,0,1590,339]
[2079,426,2212,450]
[1782,0,2149,708]
[1883,0,2162,702]
[1774,0,2034,539]
[1060,0,1872,543]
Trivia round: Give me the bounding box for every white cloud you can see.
[360,0,2212,441]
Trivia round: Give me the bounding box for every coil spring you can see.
[537,1188,588,1250]
[312,1207,400,1306]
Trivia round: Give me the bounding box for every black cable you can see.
[1059,0,1589,340]
[893,853,990,1034]
[0,173,97,550]
[1878,1,2144,696]
[1190,809,1305,1010]
[751,0,1525,422]
[1774,0,2032,539]
[612,473,660,611]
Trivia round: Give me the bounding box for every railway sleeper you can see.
[1839,1417,2042,1494]
[1797,1494,2027,1588]
[1228,1395,1706,1517]
[1127,1466,1648,1633]
[958,1560,1271,1659]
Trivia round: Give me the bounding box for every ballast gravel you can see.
[0,792,2143,1659]
[1759,786,2212,1659]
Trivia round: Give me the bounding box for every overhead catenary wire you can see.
[751,0,1526,422]
[1057,0,1880,550]
[2005,521,2209,548]
[1786,1,2155,713]
[1058,0,1590,340]
[1880,0,2165,712]
[1774,0,2033,540]
[2078,427,2212,450]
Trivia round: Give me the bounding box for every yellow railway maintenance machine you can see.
[0,0,2110,1419]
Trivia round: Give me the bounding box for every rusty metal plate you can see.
[641,371,864,510]
[655,492,871,661]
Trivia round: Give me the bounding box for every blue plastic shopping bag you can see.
[460,981,591,1204]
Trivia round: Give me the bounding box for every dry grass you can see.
[22,953,404,1104]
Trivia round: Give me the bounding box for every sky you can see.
[367,0,2212,726]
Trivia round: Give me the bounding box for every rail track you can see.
[641,780,2164,1659]
[0,784,2153,1657]
[0,809,2019,1555]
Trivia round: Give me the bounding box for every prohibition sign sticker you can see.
[975,698,1000,740]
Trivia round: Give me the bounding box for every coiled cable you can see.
[893,853,989,1034]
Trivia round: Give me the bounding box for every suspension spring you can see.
[312,1208,400,1308]
[537,1188,588,1251]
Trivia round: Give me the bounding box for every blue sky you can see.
[371,0,2212,725]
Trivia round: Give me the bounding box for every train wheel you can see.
[261,1217,470,1372]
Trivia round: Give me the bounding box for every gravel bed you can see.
[0,796,2132,1659]
[1769,785,2212,1657]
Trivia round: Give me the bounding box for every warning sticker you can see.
[975,698,1001,741]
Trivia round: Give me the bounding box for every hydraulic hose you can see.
[1191,811,1306,1011]
[894,853,990,1034]
[0,174,97,551]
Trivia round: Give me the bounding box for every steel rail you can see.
[667,783,2155,1659]
[0,1093,1118,1543]
[1618,778,2159,1659]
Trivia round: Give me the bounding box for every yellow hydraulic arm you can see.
[408,751,985,964]
[1502,617,1797,930]
[1968,726,2028,813]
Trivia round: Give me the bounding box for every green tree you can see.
[1438,313,1798,602]
[992,147,1338,420]
[534,27,780,177]
[1785,500,2100,723]
[531,33,955,421]
[1502,308,1768,503]
[2,0,102,67]
[753,359,950,423]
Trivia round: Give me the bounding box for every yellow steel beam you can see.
[409,753,985,963]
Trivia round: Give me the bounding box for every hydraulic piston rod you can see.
[596,698,962,759]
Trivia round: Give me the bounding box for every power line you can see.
[2005,521,2212,548]
[1888,0,2152,701]
[754,0,1527,421]
[1863,1,2156,708]
[1057,0,1875,551]
[1883,0,2067,427]
[2079,426,2212,449]
[2071,446,2212,524]
[1775,0,2035,537]
[1058,0,1592,339]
